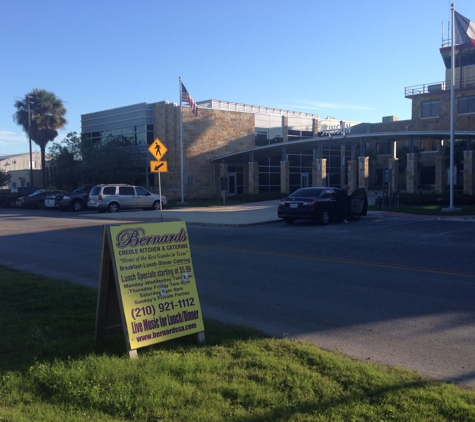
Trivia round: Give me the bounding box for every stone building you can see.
[80,39,475,199]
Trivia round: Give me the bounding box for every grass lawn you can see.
[1,267,475,421]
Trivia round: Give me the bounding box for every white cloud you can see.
[0,130,27,147]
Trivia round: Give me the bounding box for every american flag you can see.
[181,82,198,116]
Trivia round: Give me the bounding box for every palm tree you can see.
[13,89,67,186]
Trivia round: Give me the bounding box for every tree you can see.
[48,132,145,188]
[13,89,67,186]
[48,132,82,190]
[0,168,11,188]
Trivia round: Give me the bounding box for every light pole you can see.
[27,96,34,187]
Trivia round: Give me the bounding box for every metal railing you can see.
[405,76,475,97]
[405,81,446,96]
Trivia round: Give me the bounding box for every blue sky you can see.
[0,0,473,156]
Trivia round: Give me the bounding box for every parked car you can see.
[0,186,41,208]
[277,187,367,225]
[16,189,67,210]
[54,184,96,212]
[87,184,167,213]
[44,193,59,209]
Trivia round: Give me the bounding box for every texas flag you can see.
[454,11,475,47]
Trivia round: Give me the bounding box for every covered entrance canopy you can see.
[210,130,475,164]
[210,130,475,196]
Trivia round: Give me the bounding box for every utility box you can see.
[382,115,399,123]
[428,83,444,92]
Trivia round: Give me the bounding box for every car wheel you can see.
[350,213,361,221]
[37,200,45,210]
[107,202,120,213]
[284,218,296,225]
[72,200,83,212]
[152,200,161,211]
[319,210,330,225]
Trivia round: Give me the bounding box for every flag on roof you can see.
[181,82,198,116]
[454,11,475,47]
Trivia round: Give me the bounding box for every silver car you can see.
[87,184,167,213]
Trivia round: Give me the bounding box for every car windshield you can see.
[89,186,101,195]
[289,188,324,198]
[73,185,91,193]
[29,190,46,197]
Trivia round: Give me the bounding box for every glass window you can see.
[103,187,116,195]
[116,134,133,144]
[119,186,135,195]
[121,127,135,135]
[255,131,268,146]
[136,132,146,145]
[421,101,439,118]
[135,186,150,195]
[322,190,336,199]
[376,143,391,154]
[459,95,475,113]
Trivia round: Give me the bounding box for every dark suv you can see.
[56,184,96,211]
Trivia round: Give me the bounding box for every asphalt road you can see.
[1,207,475,388]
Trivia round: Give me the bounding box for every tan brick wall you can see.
[347,160,357,192]
[358,157,369,193]
[371,87,475,133]
[313,159,327,187]
[406,153,417,193]
[248,162,259,194]
[154,103,255,199]
[435,155,446,194]
[280,161,289,193]
[463,150,475,195]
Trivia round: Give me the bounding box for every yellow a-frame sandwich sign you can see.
[95,221,205,358]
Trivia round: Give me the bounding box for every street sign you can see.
[148,138,168,160]
[150,161,168,173]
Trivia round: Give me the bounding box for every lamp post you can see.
[27,96,34,187]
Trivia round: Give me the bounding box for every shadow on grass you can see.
[0,266,268,372]
[227,380,450,422]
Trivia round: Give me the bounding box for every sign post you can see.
[148,139,168,220]
[220,176,228,205]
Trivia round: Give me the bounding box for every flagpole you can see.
[444,3,458,212]
[179,76,185,203]
[450,3,455,209]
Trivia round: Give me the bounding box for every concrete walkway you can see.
[82,200,283,226]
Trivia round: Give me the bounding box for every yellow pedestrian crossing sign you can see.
[148,138,167,160]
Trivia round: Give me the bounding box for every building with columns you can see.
[81,39,475,199]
